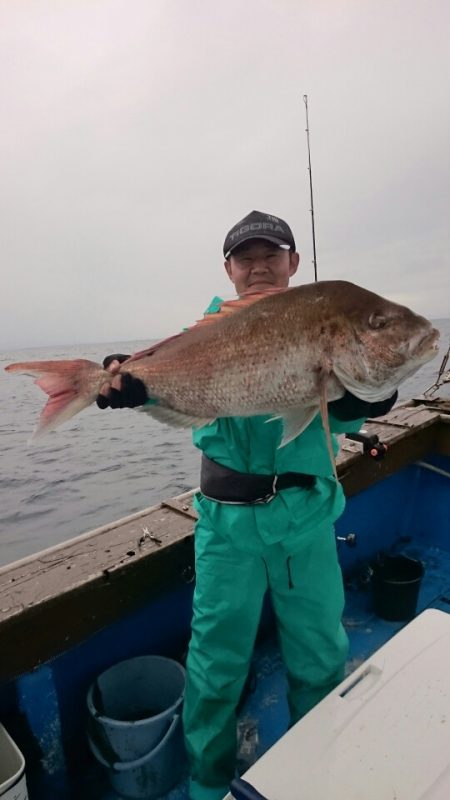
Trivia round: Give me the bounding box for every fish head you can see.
[329,283,440,401]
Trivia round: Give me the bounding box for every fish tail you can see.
[5,359,106,440]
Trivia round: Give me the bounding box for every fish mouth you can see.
[413,327,440,358]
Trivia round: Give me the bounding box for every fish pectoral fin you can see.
[268,407,318,447]
[138,404,214,429]
[318,376,338,481]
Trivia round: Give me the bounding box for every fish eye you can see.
[368,313,387,330]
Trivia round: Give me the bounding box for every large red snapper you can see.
[5,281,439,476]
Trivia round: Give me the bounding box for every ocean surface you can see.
[1,321,449,567]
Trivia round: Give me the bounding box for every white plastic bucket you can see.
[0,724,28,800]
[87,655,186,762]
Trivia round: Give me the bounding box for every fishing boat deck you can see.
[1,397,450,799]
[81,397,450,800]
[83,538,450,800]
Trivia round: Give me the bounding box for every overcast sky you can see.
[1,0,449,350]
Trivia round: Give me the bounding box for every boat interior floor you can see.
[82,540,450,800]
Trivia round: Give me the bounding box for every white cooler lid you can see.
[229,609,450,800]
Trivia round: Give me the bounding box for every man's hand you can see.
[102,353,131,370]
[329,390,398,421]
[96,354,148,409]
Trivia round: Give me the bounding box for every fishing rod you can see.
[303,94,318,281]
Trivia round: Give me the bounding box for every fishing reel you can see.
[345,431,388,461]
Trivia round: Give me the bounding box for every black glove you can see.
[96,354,148,409]
[102,353,130,369]
[329,390,398,421]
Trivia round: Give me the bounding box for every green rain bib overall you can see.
[180,298,364,800]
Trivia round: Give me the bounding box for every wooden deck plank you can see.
[0,503,195,621]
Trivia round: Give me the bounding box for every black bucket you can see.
[372,554,424,621]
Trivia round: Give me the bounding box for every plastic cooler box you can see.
[227,609,450,800]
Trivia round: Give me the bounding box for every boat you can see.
[1,393,450,799]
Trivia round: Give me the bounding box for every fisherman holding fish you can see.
[94,211,400,800]
[7,211,439,800]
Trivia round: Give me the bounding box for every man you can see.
[97,210,397,800]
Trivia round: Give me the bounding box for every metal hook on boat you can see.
[138,527,162,546]
[424,341,450,396]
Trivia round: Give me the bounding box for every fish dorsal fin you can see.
[181,289,289,332]
[125,332,184,364]
[218,287,289,313]
[126,288,290,364]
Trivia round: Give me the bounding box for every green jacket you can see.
[192,296,365,555]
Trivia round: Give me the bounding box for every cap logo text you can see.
[229,222,285,242]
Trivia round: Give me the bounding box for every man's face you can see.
[224,239,299,295]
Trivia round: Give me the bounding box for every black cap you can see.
[223,210,296,258]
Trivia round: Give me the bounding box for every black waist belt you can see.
[200,454,316,505]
